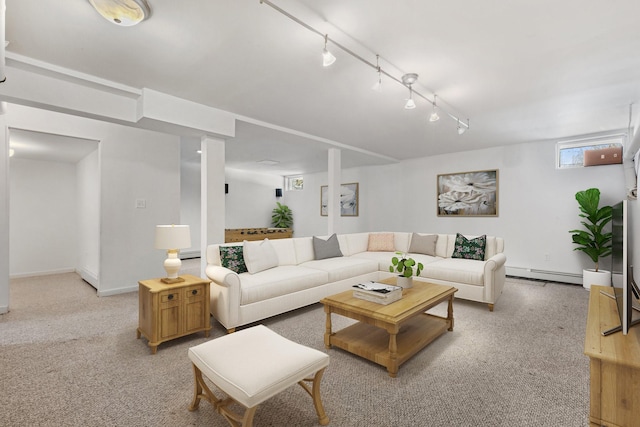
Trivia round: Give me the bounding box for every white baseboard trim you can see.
[0,305,8,314]
[97,285,137,297]
[180,250,200,259]
[9,268,76,279]
[78,268,99,289]
[506,266,582,285]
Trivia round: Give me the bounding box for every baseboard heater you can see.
[506,266,582,285]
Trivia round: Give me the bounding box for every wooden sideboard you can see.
[137,275,211,354]
[225,228,292,243]
[584,285,640,427]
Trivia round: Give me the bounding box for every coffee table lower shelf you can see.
[327,313,449,375]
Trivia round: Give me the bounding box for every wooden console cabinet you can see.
[225,227,292,243]
[584,285,640,427]
[137,274,211,354]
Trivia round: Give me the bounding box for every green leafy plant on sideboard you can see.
[271,202,293,229]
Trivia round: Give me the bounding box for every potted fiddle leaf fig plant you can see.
[389,251,424,289]
[271,202,293,229]
[569,188,612,290]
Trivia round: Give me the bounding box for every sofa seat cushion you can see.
[300,257,378,282]
[421,258,486,286]
[239,266,329,305]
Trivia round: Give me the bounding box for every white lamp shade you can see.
[155,225,191,250]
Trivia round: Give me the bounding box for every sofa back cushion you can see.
[243,239,279,273]
[313,234,344,260]
[269,238,297,265]
[292,237,314,264]
[342,233,370,256]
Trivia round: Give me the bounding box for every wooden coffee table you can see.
[321,277,457,377]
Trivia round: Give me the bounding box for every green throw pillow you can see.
[451,233,486,260]
[219,246,248,274]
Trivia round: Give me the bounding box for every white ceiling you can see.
[5,0,640,171]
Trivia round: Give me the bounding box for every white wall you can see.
[9,158,78,277]
[224,168,284,230]
[4,105,182,296]
[287,139,628,281]
[287,162,402,237]
[77,149,100,285]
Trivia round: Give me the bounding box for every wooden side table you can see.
[137,274,211,354]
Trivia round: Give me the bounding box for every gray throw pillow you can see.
[408,233,437,256]
[313,234,343,260]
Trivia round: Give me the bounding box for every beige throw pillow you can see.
[367,233,395,251]
[243,238,279,274]
[408,233,437,256]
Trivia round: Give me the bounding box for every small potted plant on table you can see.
[389,252,424,288]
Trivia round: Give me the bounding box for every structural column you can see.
[0,109,8,313]
[200,136,225,278]
[327,148,341,236]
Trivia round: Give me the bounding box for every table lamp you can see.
[155,224,191,284]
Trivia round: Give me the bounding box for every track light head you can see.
[457,119,469,135]
[404,86,416,109]
[405,98,416,109]
[429,94,440,122]
[322,34,336,67]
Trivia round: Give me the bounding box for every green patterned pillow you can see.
[219,246,248,274]
[451,233,486,260]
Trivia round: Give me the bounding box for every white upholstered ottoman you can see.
[188,325,330,426]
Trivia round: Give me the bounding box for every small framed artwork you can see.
[321,182,359,216]
[437,170,498,217]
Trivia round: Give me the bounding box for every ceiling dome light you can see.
[322,34,336,67]
[88,0,151,26]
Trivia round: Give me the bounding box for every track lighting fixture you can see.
[404,87,416,109]
[402,73,418,109]
[371,55,382,92]
[322,34,336,67]
[429,95,440,122]
[457,119,469,135]
[260,0,470,134]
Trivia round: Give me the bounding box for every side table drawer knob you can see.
[168,294,174,300]
[192,289,198,296]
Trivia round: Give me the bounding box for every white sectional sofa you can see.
[205,232,506,332]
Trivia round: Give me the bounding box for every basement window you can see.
[556,134,625,169]
[285,175,304,191]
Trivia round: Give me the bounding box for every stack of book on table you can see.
[352,282,403,305]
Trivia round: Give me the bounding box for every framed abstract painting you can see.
[437,170,498,216]
[321,182,359,216]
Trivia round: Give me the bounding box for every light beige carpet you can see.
[0,271,590,426]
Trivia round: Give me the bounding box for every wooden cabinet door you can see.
[159,290,182,339]
[184,284,205,333]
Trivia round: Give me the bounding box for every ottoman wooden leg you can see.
[298,367,330,426]
[189,363,259,427]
